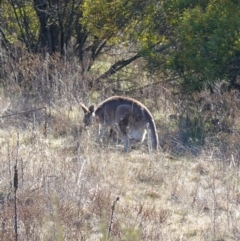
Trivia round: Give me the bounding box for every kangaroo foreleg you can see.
[98,124,109,142]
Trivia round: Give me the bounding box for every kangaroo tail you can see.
[148,120,159,150]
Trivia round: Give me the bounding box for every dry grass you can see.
[0,93,240,241]
[0,47,240,240]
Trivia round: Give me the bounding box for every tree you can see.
[1,0,84,54]
[3,0,238,93]
[0,0,146,85]
[140,0,240,92]
[0,0,172,89]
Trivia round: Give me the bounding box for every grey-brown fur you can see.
[81,96,158,151]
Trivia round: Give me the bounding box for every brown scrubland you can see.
[1,51,240,241]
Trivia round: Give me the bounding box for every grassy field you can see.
[0,92,240,241]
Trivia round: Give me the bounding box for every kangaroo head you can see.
[80,104,95,127]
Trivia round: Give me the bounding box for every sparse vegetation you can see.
[0,50,240,240]
[1,1,240,240]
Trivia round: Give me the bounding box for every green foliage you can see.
[172,0,240,91]
[1,0,240,93]
[170,0,240,91]
[1,0,39,45]
[134,0,240,92]
[81,0,148,44]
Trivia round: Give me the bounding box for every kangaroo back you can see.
[94,96,159,150]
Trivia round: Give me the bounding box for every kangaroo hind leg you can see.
[118,115,131,152]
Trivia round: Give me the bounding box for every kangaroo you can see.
[80,96,158,152]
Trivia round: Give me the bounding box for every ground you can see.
[0,95,240,241]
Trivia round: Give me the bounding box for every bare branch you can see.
[95,54,140,83]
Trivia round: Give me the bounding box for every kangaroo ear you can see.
[89,105,94,113]
[80,103,88,114]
